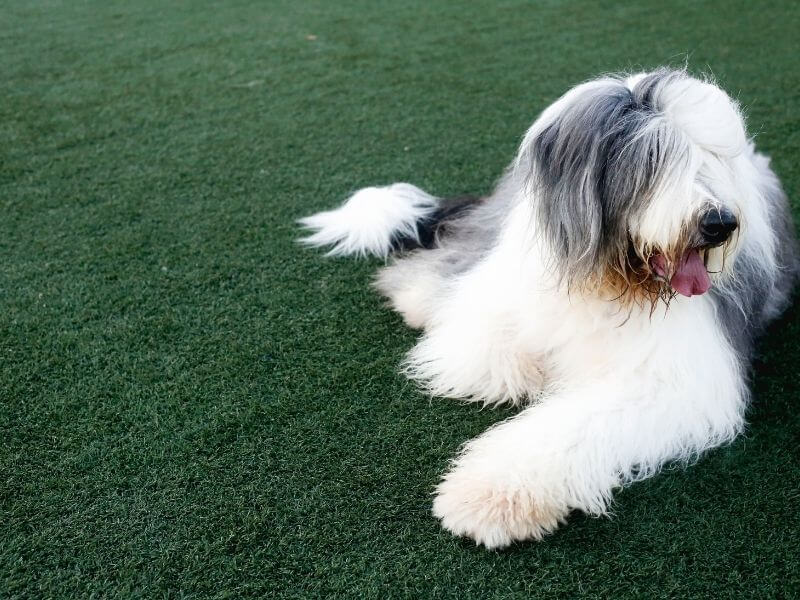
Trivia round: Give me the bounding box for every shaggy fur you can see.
[299,68,798,548]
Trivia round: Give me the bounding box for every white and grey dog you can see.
[299,68,798,548]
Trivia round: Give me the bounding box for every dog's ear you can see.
[520,82,641,283]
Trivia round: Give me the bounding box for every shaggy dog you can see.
[299,68,798,548]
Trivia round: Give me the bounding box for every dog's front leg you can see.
[432,379,745,548]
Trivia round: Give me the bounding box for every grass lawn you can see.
[2,0,800,597]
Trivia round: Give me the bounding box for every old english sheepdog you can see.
[298,68,798,548]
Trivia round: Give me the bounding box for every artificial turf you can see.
[2,0,799,597]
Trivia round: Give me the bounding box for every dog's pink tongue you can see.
[668,250,711,297]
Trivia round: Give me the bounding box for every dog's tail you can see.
[298,183,475,257]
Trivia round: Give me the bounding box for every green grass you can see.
[2,0,800,597]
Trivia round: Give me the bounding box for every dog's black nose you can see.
[699,208,738,246]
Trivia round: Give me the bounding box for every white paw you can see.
[432,468,566,549]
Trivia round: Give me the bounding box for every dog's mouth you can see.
[649,248,711,297]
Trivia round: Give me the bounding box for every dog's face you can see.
[518,69,749,304]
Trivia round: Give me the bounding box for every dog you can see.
[298,68,798,548]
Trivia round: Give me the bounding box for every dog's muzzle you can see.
[699,208,738,246]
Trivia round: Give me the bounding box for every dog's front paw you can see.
[432,468,567,549]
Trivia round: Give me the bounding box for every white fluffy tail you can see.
[298,183,439,257]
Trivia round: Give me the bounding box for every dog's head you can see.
[517,68,753,305]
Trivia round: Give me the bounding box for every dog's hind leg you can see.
[374,255,446,329]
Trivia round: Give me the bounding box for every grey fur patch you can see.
[520,68,690,283]
[393,195,481,252]
[711,251,772,359]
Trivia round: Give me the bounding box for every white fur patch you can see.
[298,183,439,257]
